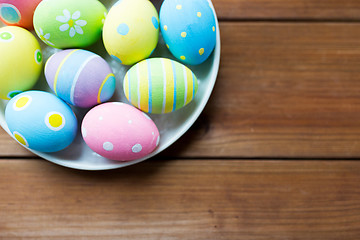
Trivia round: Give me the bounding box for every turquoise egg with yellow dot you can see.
[0,26,42,100]
[160,0,217,65]
[103,0,159,65]
[5,91,78,153]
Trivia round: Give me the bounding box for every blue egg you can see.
[5,91,78,152]
[160,0,217,65]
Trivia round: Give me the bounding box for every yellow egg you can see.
[0,26,42,99]
[102,0,159,66]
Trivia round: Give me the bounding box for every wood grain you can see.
[211,0,360,20]
[167,22,360,158]
[2,1,360,239]
[153,0,360,20]
[3,22,360,158]
[0,159,360,239]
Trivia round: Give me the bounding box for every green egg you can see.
[33,0,107,49]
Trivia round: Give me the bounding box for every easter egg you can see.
[33,0,107,48]
[82,102,160,161]
[0,0,42,29]
[5,91,78,152]
[45,49,116,108]
[123,58,198,114]
[0,26,42,100]
[160,0,217,65]
[103,0,159,65]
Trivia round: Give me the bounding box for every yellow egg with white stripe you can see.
[123,58,198,114]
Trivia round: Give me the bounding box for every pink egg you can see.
[81,102,160,161]
[0,0,42,29]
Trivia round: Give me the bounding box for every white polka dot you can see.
[132,144,142,153]
[152,132,154,135]
[103,142,114,151]
[128,120,132,124]
[99,116,103,120]
[156,136,160,146]
[82,127,87,138]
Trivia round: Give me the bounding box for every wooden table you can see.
[2,0,360,239]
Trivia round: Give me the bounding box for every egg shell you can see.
[82,102,160,161]
[0,26,42,100]
[5,91,78,152]
[45,49,116,108]
[33,0,107,48]
[103,0,159,65]
[160,0,216,65]
[123,58,198,114]
[0,0,42,29]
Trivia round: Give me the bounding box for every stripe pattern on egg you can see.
[123,58,198,114]
[45,49,116,108]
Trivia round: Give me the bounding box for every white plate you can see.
[0,0,220,170]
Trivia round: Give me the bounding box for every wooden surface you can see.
[1,160,360,239]
[2,0,360,239]
[212,0,360,20]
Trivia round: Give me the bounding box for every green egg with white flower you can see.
[33,0,107,49]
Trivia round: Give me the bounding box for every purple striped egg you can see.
[45,49,116,108]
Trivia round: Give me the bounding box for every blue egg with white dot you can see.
[5,91,78,152]
[160,0,217,65]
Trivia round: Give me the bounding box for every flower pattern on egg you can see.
[56,9,87,38]
[102,12,107,24]
[36,28,55,46]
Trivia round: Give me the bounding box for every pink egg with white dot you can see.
[81,102,160,161]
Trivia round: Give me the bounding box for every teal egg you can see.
[160,0,217,65]
[5,91,78,152]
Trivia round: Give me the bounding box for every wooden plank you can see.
[3,22,360,158]
[167,22,360,158]
[211,0,360,20]
[154,0,360,20]
[0,159,360,239]
[0,129,33,157]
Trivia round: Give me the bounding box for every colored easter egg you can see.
[0,0,42,29]
[5,91,78,152]
[33,0,107,48]
[160,0,216,65]
[0,26,42,100]
[45,49,116,108]
[123,58,198,114]
[103,0,159,65]
[82,102,160,161]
